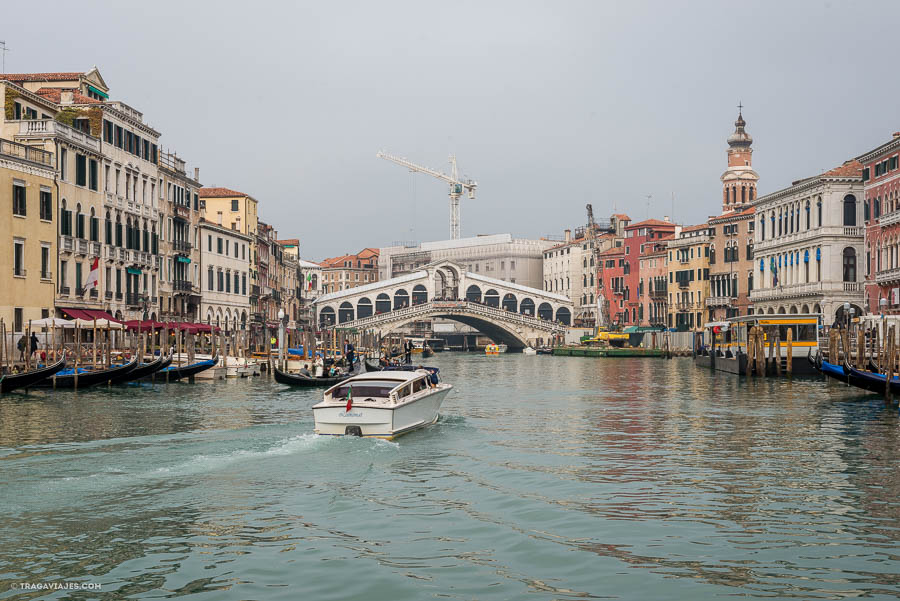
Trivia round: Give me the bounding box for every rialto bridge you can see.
[313,261,572,349]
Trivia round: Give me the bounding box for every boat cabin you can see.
[323,370,438,404]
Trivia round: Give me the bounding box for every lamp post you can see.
[880,297,888,346]
[844,301,851,330]
[277,307,285,371]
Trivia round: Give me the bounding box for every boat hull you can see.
[314,386,450,439]
[0,355,67,393]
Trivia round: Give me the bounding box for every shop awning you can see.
[126,268,142,275]
[176,256,191,264]
[58,308,120,322]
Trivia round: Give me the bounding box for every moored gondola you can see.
[843,363,900,395]
[111,354,171,384]
[274,361,360,387]
[0,353,68,393]
[155,355,218,382]
[35,356,139,389]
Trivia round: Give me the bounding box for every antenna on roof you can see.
[645,194,652,219]
[0,41,9,74]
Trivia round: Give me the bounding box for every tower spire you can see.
[720,105,758,212]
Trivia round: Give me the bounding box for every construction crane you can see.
[377,151,477,240]
[586,204,610,331]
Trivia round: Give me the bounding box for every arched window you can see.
[502,293,517,312]
[465,285,482,303]
[411,284,427,305]
[843,248,856,282]
[843,195,857,226]
[520,298,535,316]
[357,297,373,318]
[375,293,391,314]
[805,201,811,229]
[759,217,765,240]
[817,200,822,227]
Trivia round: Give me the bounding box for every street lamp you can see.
[844,301,851,329]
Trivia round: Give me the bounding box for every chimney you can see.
[60,90,74,105]
[564,229,571,242]
[663,215,670,222]
[194,167,200,181]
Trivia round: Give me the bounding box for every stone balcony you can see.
[755,226,864,253]
[14,119,101,153]
[875,266,900,285]
[877,211,900,228]
[750,281,863,302]
[705,296,735,307]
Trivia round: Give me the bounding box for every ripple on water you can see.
[1,356,899,600]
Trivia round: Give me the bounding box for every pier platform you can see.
[551,346,666,358]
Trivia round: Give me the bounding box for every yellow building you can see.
[0,138,57,332]
[666,224,710,331]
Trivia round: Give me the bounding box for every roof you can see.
[599,246,625,257]
[612,213,631,220]
[625,218,676,229]
[0,72,84,83]
[199,187,249,198]
[319,254,353,268]
[34,87,101,105]
[358,248,380,258]
[679,224,709,235]
[822,160,863,178]
[297,259,321,269]
[709,206,755,223]
[277,239,299,246]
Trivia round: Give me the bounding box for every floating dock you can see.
[551,346,666,358]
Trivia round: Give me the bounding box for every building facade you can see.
[597,245,626,326]
[859,133,900,314]
[638,238,670,327]
[751,161,864,320]
[666,225,710,330]
[321,248,379,295]
[158,151,201,322]
[623,218,677,325]
[0,138,56,332]
[198,219,251,331]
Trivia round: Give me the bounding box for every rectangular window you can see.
[235,273,240,293]
[226,272,231,293]
[12,182,26,216]
[208,234,212,251]
[218,270,224,291]
[75,154,87,186]
[217,237,223,253]
[75,262,83,292]
[41,245,50,279]
[39,189,52,220]
[143,140,150,160]
[242,273,247,295]
[60,148,67,181]
[231,199,239,211]
[89,159,98,191]
[90,217,99,242]
[14,308,23,333]
[208,267,214,291]
[13,241,24,276]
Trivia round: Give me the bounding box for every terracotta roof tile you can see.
[612,213,631,220]
[680,224,709,233]
[599,246,624,257]
[626,218,677,229]
[34,87,101,105]
[277,239,299,246]
[199,187,248,198]
[822,159,863,178]
[0,72,84,83]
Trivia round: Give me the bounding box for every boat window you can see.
[331,380,398,399]
[413,378,427,393]
[397,384,412,398]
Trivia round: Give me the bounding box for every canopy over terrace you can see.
[124,320,219,333]
[28,317,124,329]
[57,308,121,322]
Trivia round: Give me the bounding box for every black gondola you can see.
[111,354,171,384]
[274,361,360,387]
[364,359,384,372]
[843,363,900,394]
[156,355,218,382]
[0,353,67,393]
[35,356,139,389]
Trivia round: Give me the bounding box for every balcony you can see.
[750,281,864,302]
[105,290,113,300]
[173,239,192,254]
[649,288,667,299]
[705,296,734,307]
[61,236,74,254]
[675,301,699,311]
[876,267,900,285]
[76,239,89,255]
[14,119,100,153]
[119,248,130,262]
[89,288,99,299]
[115,292,123,301]
[104,245,117,261]
[677,279,689,288]
[59,286,70,296]
[879,211,900,227]
[90,242,102,257]
[755,225,864,253]
[125,293,142,307]
[173,279,194,293]
[173,204,191,220]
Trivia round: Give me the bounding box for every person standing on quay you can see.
[404,339,412,364]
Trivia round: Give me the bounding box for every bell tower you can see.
[720,104,759,212]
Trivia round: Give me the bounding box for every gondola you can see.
[0,353,67,393]
[35,356,139,389]
[843,363,900,395]
[274,361,360,387]
[155,355,218,382]
[111,354,171,384]
[364,359,384,372]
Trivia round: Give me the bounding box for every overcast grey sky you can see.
[6,0,899,257]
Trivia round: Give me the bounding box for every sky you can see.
[5,0,900,258]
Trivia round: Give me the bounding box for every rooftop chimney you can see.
[663,215,670,222]
[194,167,200,181]
[893,132,900,139]
[564,229,571,242]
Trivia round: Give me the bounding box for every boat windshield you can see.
[331,379,400,399]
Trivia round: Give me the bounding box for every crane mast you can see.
[377,151,477,240]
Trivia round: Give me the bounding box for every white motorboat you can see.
[522,346,537,355]
[313,368,451,439]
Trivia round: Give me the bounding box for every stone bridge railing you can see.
[332,300,568,334]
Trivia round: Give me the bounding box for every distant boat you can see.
[153,355,218,382]
[485,344,507,355]
[522,347,537,356]
[109,354,171,384]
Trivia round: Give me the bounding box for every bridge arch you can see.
[484,289,500,307]
[466,285,482,303]
[556,307,571,325]
[502,293,517,312]
[393,289,409,310]
[520,297,535,316]
[357,297,373,318]
[375,293,391,314]
[434,264,460,300]
[538,302,553,320]
[412,284,428,305]
[339,302,354,323]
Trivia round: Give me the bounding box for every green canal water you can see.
[1,355,899,600]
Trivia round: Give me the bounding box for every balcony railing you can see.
[76,239,89,255]
[173,204,191,220]
[59,286,70,296]
[105,290,113,300]
[15,119,100,153]
[649,288,667,299]
[89,288,99,299]
[61,236,74,253]
[173,240,192,254]
[125,293,142,307]
[90,241,102,257]
[755,225,864,253]
[750,280,865,302]
[115,292,123,300]
[705,296,734,307]
[0,137,54,167]
[875,267,900,285]
[173,279,194,292]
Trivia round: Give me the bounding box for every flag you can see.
[345,384,353,412]
[306,273,313,290]
[84,257,100,292]
[770,257,778,287]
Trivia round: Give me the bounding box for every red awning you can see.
[59,308,121,322]
[59,308,91,320]
[83,309,119,322]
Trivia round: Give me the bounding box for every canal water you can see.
[1,355,899,600]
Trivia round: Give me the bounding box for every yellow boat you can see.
[588,330,629,347]
[485,343,507,355]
